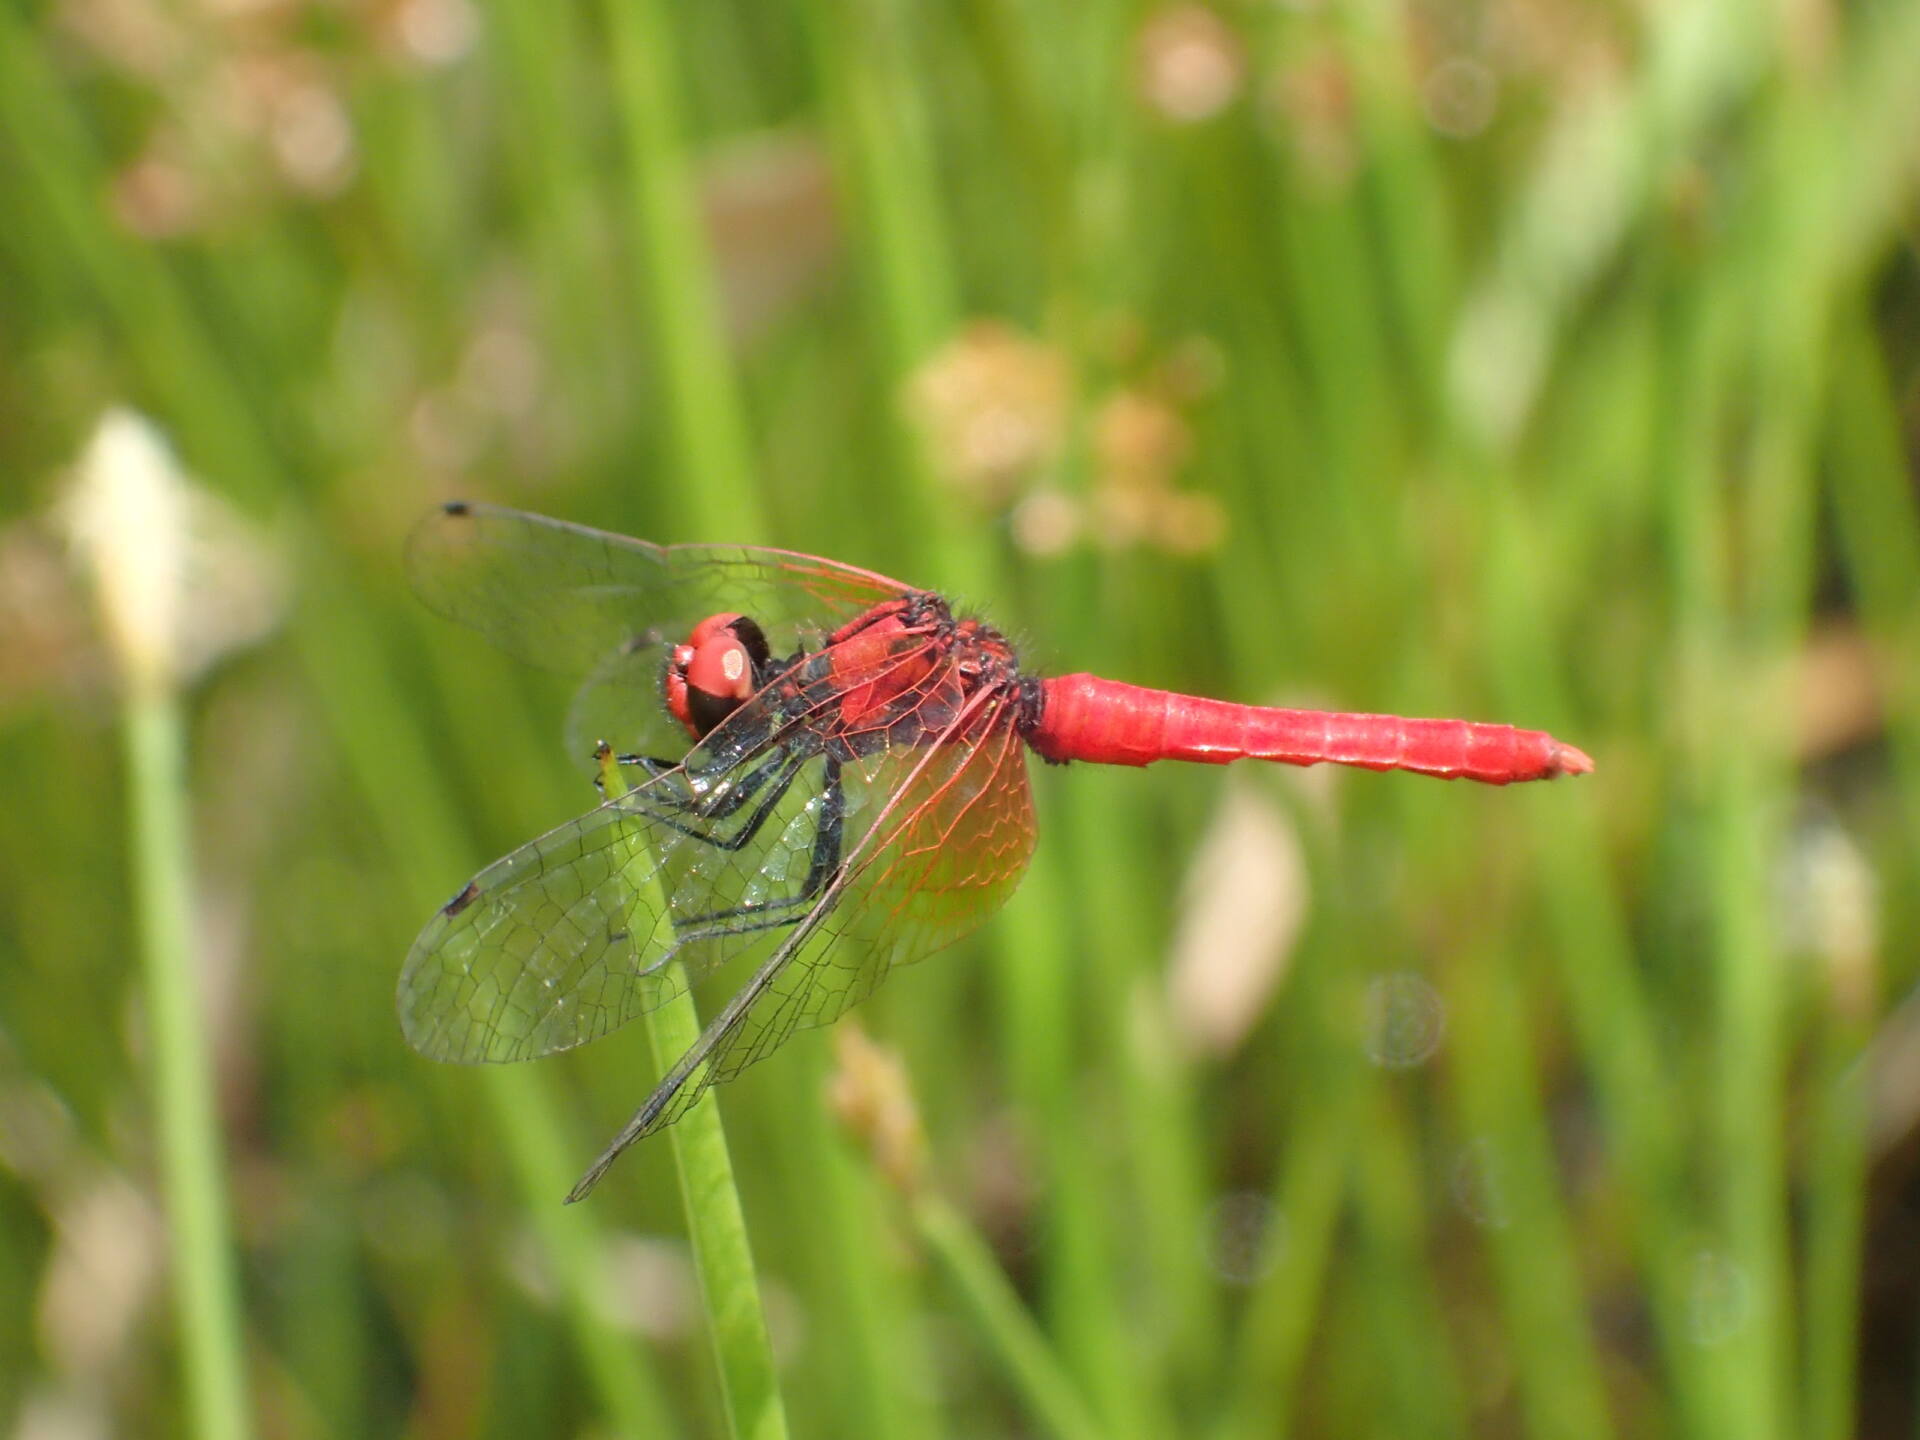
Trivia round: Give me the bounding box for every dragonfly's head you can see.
[665,612,772,740]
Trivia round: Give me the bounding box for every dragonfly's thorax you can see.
[767,592,1030,756]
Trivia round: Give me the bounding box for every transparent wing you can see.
[406,501,912,678]
[400,783,698,1064]
[561,636,685,774]
[566,679,1037,1198]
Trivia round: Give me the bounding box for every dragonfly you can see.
[400,501,1592,1200]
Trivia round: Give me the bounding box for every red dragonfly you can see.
[401,501,1591,1200]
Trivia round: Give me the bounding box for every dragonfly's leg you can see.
[626,746,816,852]
[690,750,823,848]
[603,747,800,839]
[608,749,843,979]
[615,753,678,775]
[599,751,765,820]
[665,758,846,943]
[627,759,836,977]
[594,751,786,823]
[595,753,680,798]
[790,756,846,900]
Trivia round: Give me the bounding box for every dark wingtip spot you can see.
[442,880,481,916]
[442,499,472,517]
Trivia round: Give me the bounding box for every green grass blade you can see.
[916,1194,1108,1440]
[485,1068,685,1436]
[603,0,762,531]
[125,691,253,1440]
[297,555,679,1437]
[640,1008,788,1440]
[1445,943,1613,1440]
[593,746,787,1440]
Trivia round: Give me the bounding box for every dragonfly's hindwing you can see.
[400,787,692,1063]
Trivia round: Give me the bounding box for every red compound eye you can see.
[665,612,758,739]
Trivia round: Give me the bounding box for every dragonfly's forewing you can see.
[411,497,925,780]
[406,501,910,678]
[562,637,684,774]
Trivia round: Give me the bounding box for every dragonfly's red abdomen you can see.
[1028,674,1592,785]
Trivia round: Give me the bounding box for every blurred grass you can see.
[123,684,252,1440]
[2,0,1919,1436]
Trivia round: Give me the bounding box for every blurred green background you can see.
[4,0,1919,1435]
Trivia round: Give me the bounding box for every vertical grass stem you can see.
[595,747,788,1440]
[126,688,253,1440]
